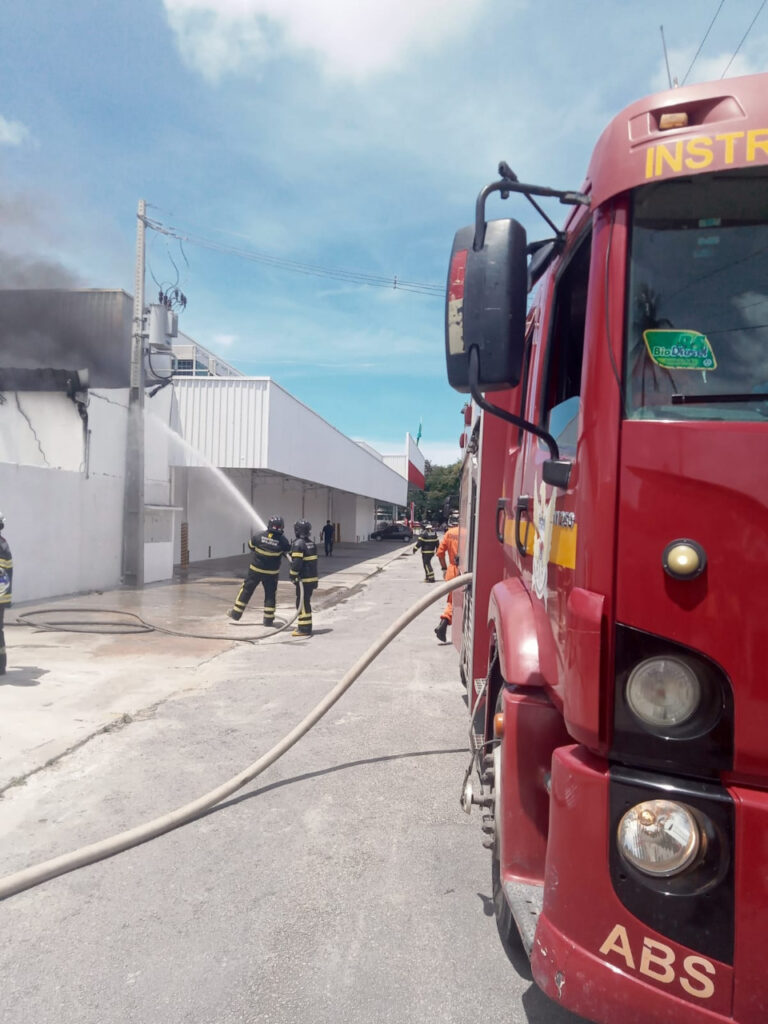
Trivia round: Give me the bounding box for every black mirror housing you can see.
[445,218,528,393]
[542,459,572,490]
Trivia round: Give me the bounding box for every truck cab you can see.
[447,73,768,1024]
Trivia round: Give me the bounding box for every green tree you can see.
[407,459,461,523]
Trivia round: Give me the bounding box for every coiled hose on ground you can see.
[0,572,471,901]
[13,605,299,642]
[14,554,316,641]
[13,588,303,642]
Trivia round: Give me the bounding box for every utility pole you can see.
[123,199,147,587]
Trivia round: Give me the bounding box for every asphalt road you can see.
[0,553,586,1024]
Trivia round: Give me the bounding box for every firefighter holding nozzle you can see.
[412,524,439,582]
[228,515,290,626]
[290,520,319,638]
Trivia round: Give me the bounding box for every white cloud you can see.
[0,115,30,146]
[419,440,462,466]
[651,49,764,92]
[363,437,461,465]
[163,0,490,82]
[212,332,237,347]
[689,52,763,83]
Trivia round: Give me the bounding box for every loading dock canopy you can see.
[173,376,407,506]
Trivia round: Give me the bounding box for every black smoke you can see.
[0,251,83,289]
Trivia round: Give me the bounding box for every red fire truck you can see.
[446,72,768,1023]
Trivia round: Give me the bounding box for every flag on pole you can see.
[415,418,422,446]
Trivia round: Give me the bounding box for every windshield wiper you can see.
[671,392,768,405]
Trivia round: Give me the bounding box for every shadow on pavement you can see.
[0,666,48,687]
[175,540,411,584]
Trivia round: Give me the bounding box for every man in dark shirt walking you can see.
[321,520,335,556]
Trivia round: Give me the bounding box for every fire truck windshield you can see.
[625,167,768,421]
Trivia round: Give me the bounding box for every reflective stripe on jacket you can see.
[290,537,319,583]
[0,535,12,605]
[248,529,290,574]
[414,529,438,555]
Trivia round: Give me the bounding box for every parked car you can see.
[371,522,413,542]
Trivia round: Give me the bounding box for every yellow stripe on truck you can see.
[504,518,577,570]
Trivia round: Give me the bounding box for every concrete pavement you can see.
[0,539,416,795]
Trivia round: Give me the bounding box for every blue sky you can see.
[2,0,767,465]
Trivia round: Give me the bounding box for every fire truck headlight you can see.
[618,800,701,877]
[625,656,700,728]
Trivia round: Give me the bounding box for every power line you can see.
[142,215,445,297]
[721,0,767,77]
[681,0,727,85]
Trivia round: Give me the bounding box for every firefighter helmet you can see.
[0,512,4,530]
[267,515,284,533]
[294,519,311,538]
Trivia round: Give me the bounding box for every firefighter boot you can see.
[227,609,242,622]
[0,651,6,675]
[434,617,449,643]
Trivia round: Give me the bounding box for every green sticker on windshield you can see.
[643,329,717,371]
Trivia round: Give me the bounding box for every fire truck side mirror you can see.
[445,219,527,394]
[542,459,572,489]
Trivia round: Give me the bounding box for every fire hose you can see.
[14,557,308,642]
[0,572,471,901]
[13,604,300,642]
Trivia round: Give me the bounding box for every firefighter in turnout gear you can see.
[0,514,12,675]
[434,525,459,642]
[289,520,318,637]
[412,525,439,581]
[228,515,290,625]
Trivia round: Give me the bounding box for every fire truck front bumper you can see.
[530,744,768,1024]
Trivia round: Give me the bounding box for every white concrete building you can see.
[153,375,408,574]
[171,332,243,378]
[0,289,421,602]
[383,433,426,491]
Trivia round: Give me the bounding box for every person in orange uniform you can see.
[434,524,459,642]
